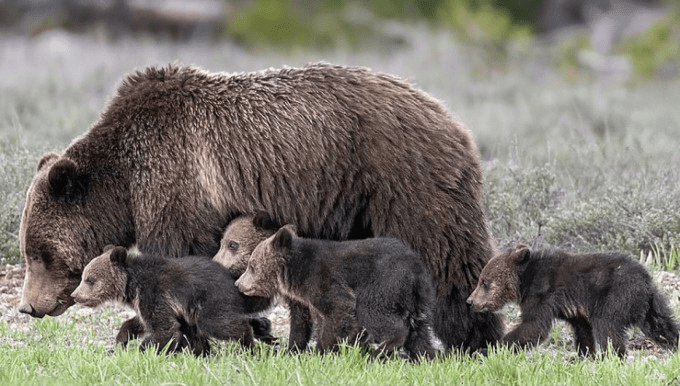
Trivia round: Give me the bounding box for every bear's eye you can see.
[481,281,489,289]
[85,278,95,286]
[228,241,239,251]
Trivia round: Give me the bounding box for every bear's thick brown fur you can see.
[467,244,679,357]
[19,63,501,351]
[72,246,274,356]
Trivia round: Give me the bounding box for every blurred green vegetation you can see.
[224,0,680,77]
[224,0,539,51]
[3,0,679,76]
[617,14,680,78]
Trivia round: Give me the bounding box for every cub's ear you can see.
[109,246,128,267]
[282,224,297,235]
[272,226,294,250]
[103,245,116,252]
[252,211,280,231]
[48,158,90,205]
[37,152,59,172]
[512,244,530,265]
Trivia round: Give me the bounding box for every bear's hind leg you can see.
[200,315,255,348]
[314,294,361,354]
[359,314,408,359]
[116,316,146,347]
[175,318,211,356]
[640,291,680,351]
[593,319,627,358]
[403,318,436,360]
[249,317,276,344]
[139,321,182,354]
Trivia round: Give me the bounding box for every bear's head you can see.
[19,152,133,318]
[71,246,128,308]
[235,225,296,298]
[466,244,530,313]
[19,153,93,317]
[213,212,280,278]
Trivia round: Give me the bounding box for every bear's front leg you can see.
[287,297,314,352]
[502,317,553,351]
[568,317,596,357]
[116,316,146,347]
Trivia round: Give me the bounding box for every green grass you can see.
[1,314,679,386]
[643,244,680,271]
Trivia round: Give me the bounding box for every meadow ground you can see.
[1,24,680,384]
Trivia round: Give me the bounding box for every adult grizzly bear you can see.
[18,63,502,352]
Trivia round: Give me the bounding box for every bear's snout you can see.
[70,288,83,303]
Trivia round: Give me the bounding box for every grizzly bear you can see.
[71,246,275,355]
[467,244,679,357]
[234,225,437,360]
[214,212,354,350]
[19,63,501,352]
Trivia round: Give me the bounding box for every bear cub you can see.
[214,212,319,351]
[71,246,275,356]
[235,225,437,360]
[467,244,679,357]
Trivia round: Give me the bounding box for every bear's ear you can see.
[252,211,280,231]
[272,226,294,250]
[48,158,90,205]
[109,246,128,267]
[282,224,297,234]
[37,152,59,172]
[103,244,116,252]
[512,244,530,265]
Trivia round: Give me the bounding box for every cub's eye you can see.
[85,278,95,286]
[228,241,239,251]
[481,281,489,289]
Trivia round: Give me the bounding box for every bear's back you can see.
[127,254,246,310]
[293,236,426,290]
[520,250,652,304]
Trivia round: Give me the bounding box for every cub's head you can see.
[467,244,529,313]
[235,225,296,298]
[71,246,128,308]
[213,212,280,278]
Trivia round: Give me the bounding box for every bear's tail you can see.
[403,275,437,360]
[641,289,679,351]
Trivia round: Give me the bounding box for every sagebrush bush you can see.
[483,162,561,249]
[484,156,680,261]
[0,142,41,263]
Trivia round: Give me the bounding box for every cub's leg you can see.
[568,317,596,357]
[116,316,146,347]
